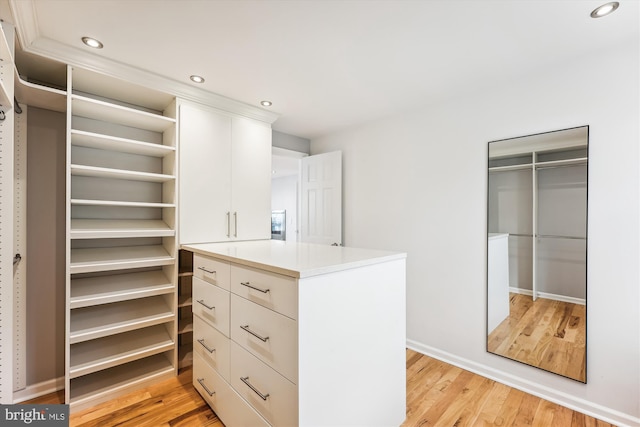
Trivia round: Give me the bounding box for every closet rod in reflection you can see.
[536,234,586,240]
[536,163,587,171]
[503,233,586,240]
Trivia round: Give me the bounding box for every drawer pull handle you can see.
[240,281,270,294]
[197,339,216,353]
[197,378,216,397]
[240,325,269,342]
[226,212,231,238]
[197,266,216,274]
[240,376,270,401]
[197,299,215,310]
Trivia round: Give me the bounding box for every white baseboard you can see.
[406,339,640,427]
[536,291,586,305]
[509,287,586,305]
[13,377,64,403]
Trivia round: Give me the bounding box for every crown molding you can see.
[7,0,279,124]
[8,0,39,49]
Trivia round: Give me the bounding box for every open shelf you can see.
[71,95,175,132]
[178,294,193,308]
[71,129,175,157]
[535,157,588,169]
[15,69,67,112]
[70,270,174,309]
[71,198,175,208]
[69,353,174,409]
[69,295,174,344]
[178,317,193,334]
[71,219,175,239]
[70,245,174,274]
[70,164,175,183]
[69,325,174,378]
[178,345,193,369]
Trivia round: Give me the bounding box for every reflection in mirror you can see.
[486,126,588,383]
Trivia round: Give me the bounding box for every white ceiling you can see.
[3,0,639,140]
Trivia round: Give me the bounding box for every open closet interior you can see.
[487,126,588,304]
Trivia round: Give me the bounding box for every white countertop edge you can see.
[181,240,407,279]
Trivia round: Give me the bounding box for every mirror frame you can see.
[486,125,588,383]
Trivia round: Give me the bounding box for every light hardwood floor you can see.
[25,349,611,427]
[487,293,586,382]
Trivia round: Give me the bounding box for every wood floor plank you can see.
[491,387,526,426]
[531,398,558,427]
[473,381,512,425]
[25,349,613,427]
[511,392,542,426]
[488,294,586,382]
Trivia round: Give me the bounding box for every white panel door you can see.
[300,151,342,245]
[231,116,272,241]
[179,103,232,244]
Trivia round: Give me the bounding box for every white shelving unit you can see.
[66,66,178,410]
[177,250,194,369]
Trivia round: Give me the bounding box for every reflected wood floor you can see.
[488,293,586,382]
[25,349,611,426]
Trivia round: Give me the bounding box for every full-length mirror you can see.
[486,126,588,382]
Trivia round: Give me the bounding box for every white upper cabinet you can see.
[179,101,272,244]
[179,103,232,243]
[230,116,272,241]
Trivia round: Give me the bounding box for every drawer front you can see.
[230,342,298,427]
[193,315,230,381]
[193,353,270,427]
[231,264,298,320]
[231,294,298,383]
[194,255,231,290]
[193,276,230,336]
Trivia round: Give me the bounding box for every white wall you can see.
[311,40,639,426]
[271,175,298,242]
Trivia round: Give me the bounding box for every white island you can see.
[182,240,407,427]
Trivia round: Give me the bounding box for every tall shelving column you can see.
[178,249,193,368]
[65,66,178,411]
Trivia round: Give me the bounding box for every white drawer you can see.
[231,264,297,320]
[194,254,231,290]
[230,294,298,383]
[193,315,230,381]
[193,276,230,336]
[230,342,298,427]
[193,353,270,427]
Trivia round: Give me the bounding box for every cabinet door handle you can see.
[197,266,216,274]
[226,212,231,238]
[197,299,215,310]
[197,339,216,354]
[234,211,238,237]
[240,281,270,294]
[240,376,270,401]
[240,325,269,342]
[197,378,216,397]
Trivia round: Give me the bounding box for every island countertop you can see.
[181,240,406,278]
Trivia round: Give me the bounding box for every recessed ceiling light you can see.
[261,100,273,107]
[81,36,103,49]
[590,2,620,18]
[190,75,205,84]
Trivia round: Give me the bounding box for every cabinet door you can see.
[230,117,272,241]
[179,103,232,244]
